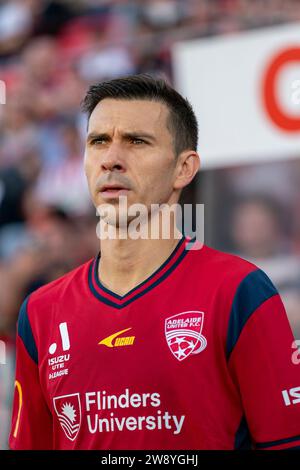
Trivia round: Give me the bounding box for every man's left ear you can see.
[173,150,200,190]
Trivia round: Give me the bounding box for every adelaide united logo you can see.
[165,311,207,361]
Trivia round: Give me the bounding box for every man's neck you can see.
[98,232,183,297]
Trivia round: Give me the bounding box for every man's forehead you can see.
[88,98,169,132]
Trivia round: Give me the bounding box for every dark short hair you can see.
[81,74,198,156]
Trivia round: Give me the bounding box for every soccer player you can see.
[9,75,300,450]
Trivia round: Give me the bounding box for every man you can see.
[9,75,300,450]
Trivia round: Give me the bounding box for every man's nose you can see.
[100,142,126,172]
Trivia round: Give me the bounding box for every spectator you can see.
[229,194,300,337]
[34,122,91,215]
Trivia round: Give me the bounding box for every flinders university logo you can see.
[53,393,81,441]
[165,311,207,361]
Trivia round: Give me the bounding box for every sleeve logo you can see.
[165,311,207,361]
[12,380,23,438]
[282,387,300,406]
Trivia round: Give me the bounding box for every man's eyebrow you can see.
[86,131,156,142]
[122,132,156,142]
[86,132,110,142]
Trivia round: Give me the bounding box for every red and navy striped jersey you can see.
[9,238,300,449]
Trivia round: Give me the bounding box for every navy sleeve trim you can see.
[282,446,300,450]
[234,415,253,449]
[17,296,38,364]
[255,434,300,449]
[226,269,278,360]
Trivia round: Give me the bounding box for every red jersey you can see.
[9,237,300,449]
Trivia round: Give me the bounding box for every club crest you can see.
[165,311,207,361]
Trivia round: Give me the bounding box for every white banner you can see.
[173,23,300,169]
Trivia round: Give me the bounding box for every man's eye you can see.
[132,139,145,144]
[91,139,105,145]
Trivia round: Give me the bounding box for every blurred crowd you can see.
[1,0,300,448]
[210,159,300,337]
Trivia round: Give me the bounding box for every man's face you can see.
[84,98,179,226]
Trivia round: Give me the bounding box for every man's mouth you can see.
[99,186,130,198]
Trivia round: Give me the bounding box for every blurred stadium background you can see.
[0,0,300,449]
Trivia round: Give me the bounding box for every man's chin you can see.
[100,214,143,227]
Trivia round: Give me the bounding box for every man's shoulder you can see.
[188,243,280,305]
[194,244,259,281]
[199,245,279,317]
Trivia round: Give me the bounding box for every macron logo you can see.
[98,328,135,348]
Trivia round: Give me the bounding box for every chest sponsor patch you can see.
[53,393,82,441]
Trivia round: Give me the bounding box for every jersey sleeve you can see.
[227,269,300,450]
[9,296,53,450]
